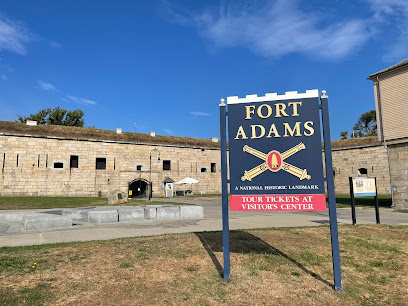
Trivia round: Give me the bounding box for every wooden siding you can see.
[377,66,408,140]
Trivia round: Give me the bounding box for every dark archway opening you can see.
[129,179,149,199]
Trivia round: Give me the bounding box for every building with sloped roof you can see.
[368,58,408,210]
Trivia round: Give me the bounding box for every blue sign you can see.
[219,89,342,290]
[227,91,325,199]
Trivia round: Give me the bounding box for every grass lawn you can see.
[0,197,181,210]
[0,225,407,305]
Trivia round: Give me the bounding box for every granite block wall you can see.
[0,134,392,198]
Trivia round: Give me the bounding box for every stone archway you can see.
[128,178,150,199]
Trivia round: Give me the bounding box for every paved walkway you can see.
[0,198,407,247]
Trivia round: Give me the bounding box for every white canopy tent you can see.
[175,177,200,185]
[175,177,200,195]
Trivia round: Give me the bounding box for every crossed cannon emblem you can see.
[241,142,311,181]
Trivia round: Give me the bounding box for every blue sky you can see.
[0,0,407,140]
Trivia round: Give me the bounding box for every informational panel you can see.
[352,177,376,197]
[227,90,326,211]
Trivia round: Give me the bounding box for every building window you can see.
[70,155,79,168]
[211,163,216,173]
[201,167,207,173]
[163,160,171,171]
[358,168,368,175]
[137,165,142,171]
[54,162,64,169]
[96,158,106,170]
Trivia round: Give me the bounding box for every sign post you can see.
[219,98,230,282]
[219,89,342,290]
[321,91,342,291]
[349,176,380,224]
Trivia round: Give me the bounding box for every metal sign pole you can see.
[219,98,230,282]
[374,177,380,224]
[349,177,357,225]
[320,91,343,291]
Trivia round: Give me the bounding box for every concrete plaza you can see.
[0,198,407,247]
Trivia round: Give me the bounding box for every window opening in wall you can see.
[54,162,63,169]
[372,166,374,173]
[163,160,171,171]
[201,167,207,173]
[3,153,5,169]
[137,165,142,171]
[358,168,368,175]
[46,155,48,168]
[333,170,335,177]
[70,155,79,168]
[38,154,40,167]
[96,158,106,170]
[114,158,116,170]
[211,163,216,173]
[16,154,19,167]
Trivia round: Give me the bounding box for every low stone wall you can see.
[0,205,204,231]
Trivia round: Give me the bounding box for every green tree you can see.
[63,109,85,127]
[353,110,377,137]
[16,108,50,125]
[340,131,349,140]
[16,107,85,127]
[339,110,377,139]
[47,107,67,125]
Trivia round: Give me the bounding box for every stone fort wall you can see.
[388,142,408,210]
[331,144,390,195]
[0,134,221,197]
[0,127,391,197]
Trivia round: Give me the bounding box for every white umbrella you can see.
[175,177,200,195]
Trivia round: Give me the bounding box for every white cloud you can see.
[49,41,62,48]
[38,80,57,91]
[66,95,97,106]
[37,80,97,106]
[164,0,408,62]
[0,14,33,55]
[190,111,212,116]
[164,128,173,135]
[164,0,372,60]
[367,0,408,62]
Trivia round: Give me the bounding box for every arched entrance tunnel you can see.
[128,179,149,199]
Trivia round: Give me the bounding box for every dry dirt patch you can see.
[0,225,407,305]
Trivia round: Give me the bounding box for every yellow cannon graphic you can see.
[241,142,311,181]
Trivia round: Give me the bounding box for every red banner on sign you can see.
[230,194,326,211]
